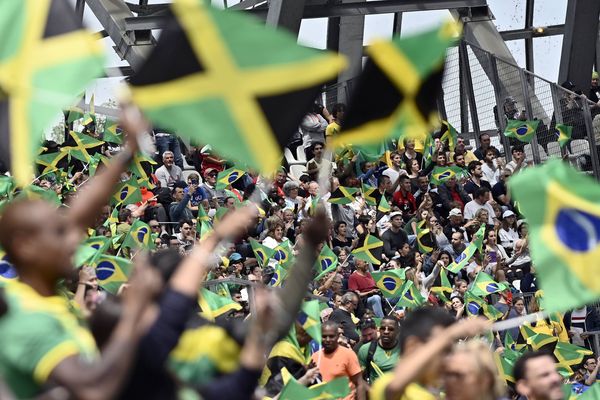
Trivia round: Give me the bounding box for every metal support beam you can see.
[559,0,600,94]
[265,0,306,35]
[392,12,402,37]
[85,0,155,71]
[524,0,534,72]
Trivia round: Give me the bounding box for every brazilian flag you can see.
[0,0,104,186]
[328,186,358,205]
[416,220,433,254]
[371,269,405,298]
[328,21,460,150]
[430,165,463,185]
[215,167,245,190]
[509,160,600,313]
[198,288,242,321]
[377,195,391,213]
[122,219,155,249]
[440,120,458,152]
[60,130,104,163]
[128,0,345,174]
[297,300,321,344]
[111,176,142,205]
[361,182,377,206]
[469,271,507,297]
[503,119,540,143]
[314,244,338,280]
[555,123,572,149]
[351,233,383,265]
[102,118,122,144]
[93,254,132,294]
[396,280,425,308]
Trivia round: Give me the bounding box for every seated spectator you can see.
[155,151,183,189]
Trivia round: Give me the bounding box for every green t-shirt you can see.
[0,280,97,398]
[358,341,400,384]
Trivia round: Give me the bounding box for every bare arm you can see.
[69,104,146,231]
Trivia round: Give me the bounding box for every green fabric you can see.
[509,160,600,313]
[0,280,97,398]
[358,342,400,384]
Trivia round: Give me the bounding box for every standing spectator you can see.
[330,292,361,345]
[358,316,400,384]
[312,321,366,400]
[155,151,183,190]
[473,132,500,160]
[348,259,384,318]
[381,212,409,260]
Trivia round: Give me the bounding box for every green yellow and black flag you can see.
[128,0,346,174]
[0,0,104,186]
[328,21,460,150]
[328,186,359,205]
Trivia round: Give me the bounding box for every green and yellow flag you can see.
[440,120,458,152]
[314,244,338,280]
[111,176,142,205]
[371,269,405,298]
[216,167,245,190]
[328,186,358,205]
[554,123,572,149]
[509,160,600,312]
[0,0,104,186]
[351,233,383,265]
[198,288,242,321]
[128,0,345,174]
[503,119,540,143]
[328,21,459,149]
[93,254,132,294]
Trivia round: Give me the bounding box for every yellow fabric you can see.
[370,373,437,400]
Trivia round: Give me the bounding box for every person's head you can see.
[379,316,400,349]
[468,161,482,178]
[474,187,490,204]
[514,351,564,400]
[450,232,464,250]
[332,102,347,121]
[377,175,391,191]
[444,339,505,400]
[484,147,496,163]
[307,181,319,196]
[390,151,402,168]
[360,319,378,343]
[334,220,347,237]
[399,308,456,383]
[389,211,403,230]
[453,152,466,168]
[450,295,464,311]
[0,200,81,282]
[162,150,175,167]
[322,320,341,353]
[583,355,598,373]
[399,175,412,193]
[340,291,359,314]
[312,141,325,159]
[417,174,429,191]
[479,133,491,149]
[512,145,525,162]
[455,279,468,295]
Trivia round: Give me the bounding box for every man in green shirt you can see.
[358,316,400,384]
[0,105,159,399]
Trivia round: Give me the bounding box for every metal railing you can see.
[321,39,600,179]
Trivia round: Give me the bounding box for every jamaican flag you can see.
[503,119,540,143]
[328,186,359,205]
[351,233,383,265]
[0,0,104,186]
[328,21,460,149]
[128,0,345,174]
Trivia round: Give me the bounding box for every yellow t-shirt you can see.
[370,372,438,400]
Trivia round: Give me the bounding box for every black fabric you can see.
[43,0,82,39]
[342,59,403,131]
